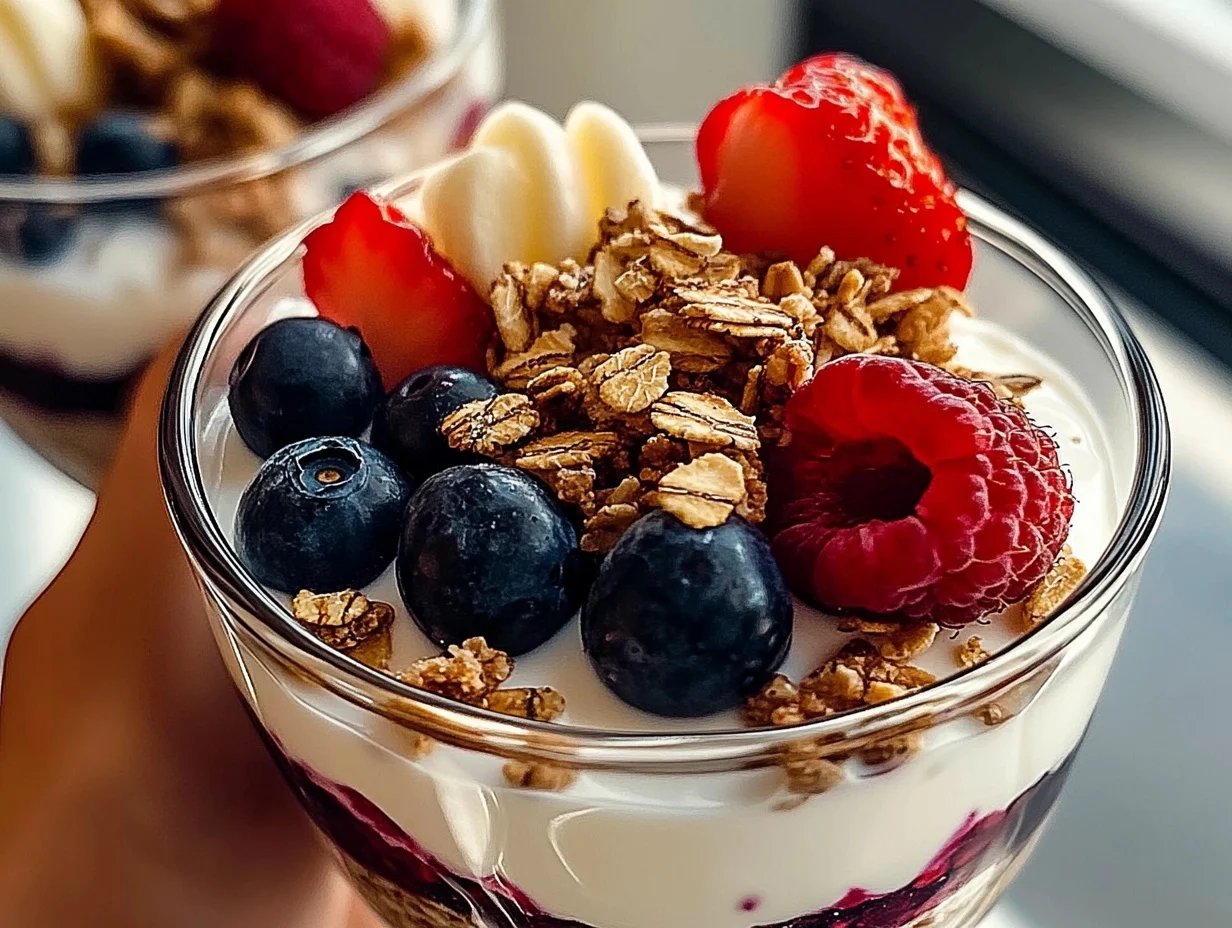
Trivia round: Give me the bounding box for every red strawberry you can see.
[212,0,390,121]
[303,192,494,389]
[697,53,972,291]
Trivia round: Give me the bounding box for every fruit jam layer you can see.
[267,736,1077,928]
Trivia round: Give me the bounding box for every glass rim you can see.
[160,137,1171,770]
[0,0,493,206]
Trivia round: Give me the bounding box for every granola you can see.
[291,589,394,651]
[1021,547,1088,630]
[955,636,991,669]
[743,639,937,727]
[444,200,968,554]
[502,761,576,792]
[394,638,567,723]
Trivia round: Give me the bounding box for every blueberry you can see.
[397,464,585,656]
[14,210,78,266]
[76,112,179,177]
[0,119,78,266]
[581,510,793,717]
[370,366,499,478]
[229,318,383,459]
[0,117,35,175]
[236,437,413,593]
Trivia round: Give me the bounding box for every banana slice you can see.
[566,101,660,244]
[0,0,98,121]
[420,145,533,297]
[418,100,662,296]
[473,102,591,268]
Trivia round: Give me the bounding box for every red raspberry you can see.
[697,53,973,291]
[212,0,391,121]
[771,356,1073,627]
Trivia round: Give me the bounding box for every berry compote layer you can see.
[0,0,498,469]
[196,56,1127,928]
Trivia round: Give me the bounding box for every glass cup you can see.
[0,0,499,488]
[160,132,1170,928]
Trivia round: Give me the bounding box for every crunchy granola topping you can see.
[502,761,576,792]
[782,739,844,796]
[860,732,923,767]
[956,636,990,669]
[873,622,940,663]
[441,394,540,457]
[291,589,394,651]
[394,638,570,726]
[650,392,759,451]
[592,344,672,413]
[581,501,641,553]
[493,326,578,389]
[1022,547,1088,629]
[951,368,1043,403]
[743,639,936,726]
[515,431,622,472]
[396,637,512,703]
[651,453,747,530]
[485,687,567,722]
[457,200,972,553]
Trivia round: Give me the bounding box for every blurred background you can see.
[3,1,1230,924]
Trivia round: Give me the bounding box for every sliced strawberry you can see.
[697,53,973,292]
[303,192,494,389]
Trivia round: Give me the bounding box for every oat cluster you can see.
[394,637,566,723]
[743,632,939,729]
[292,588,393,649]
[1022,546,1087,630]
[443,200,970,551]
[955,636,991,669]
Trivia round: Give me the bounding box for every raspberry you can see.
[771,356,1073,627]
[212,0,391,121]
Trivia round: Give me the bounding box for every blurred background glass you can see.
[2,1,1230,925]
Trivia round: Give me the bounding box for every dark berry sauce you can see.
[259,726,1077,928]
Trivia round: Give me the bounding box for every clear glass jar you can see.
[160,134,1170,928]
[0,0,499,488]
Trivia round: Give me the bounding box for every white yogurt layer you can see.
[202,309,1125,927]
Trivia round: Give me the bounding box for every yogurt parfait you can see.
[0,0,498,485]
[161,54,1170,928]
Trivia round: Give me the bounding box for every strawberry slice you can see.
[697,53,973,292]
[303,192,494,390]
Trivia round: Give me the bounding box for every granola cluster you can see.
[1021,546,1087,630]
[292,588,395,669]
[394,638,566,722]
[396,639,574,791]
[743,633,938,729]
[443,200,971,551]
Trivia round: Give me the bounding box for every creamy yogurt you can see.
[201,304,1123,927]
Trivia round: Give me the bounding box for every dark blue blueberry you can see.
[0,119,78,266]
[14,210,78,266]
[397,464,585,656]
[581,509,792,717]
[0,117,35,175]
[229,318,383,459]
[370,365,499,478]
[236,436,413,593]
[76,112,179,176]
